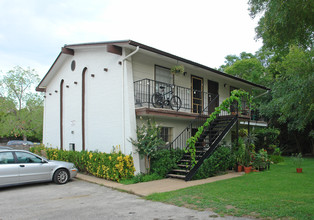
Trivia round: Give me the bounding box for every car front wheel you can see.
[53,169,69,184]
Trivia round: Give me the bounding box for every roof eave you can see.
[128,40,270,91]
[36,48,75,92]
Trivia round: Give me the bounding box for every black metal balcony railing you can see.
[134,78,218,114]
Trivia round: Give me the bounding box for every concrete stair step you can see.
[167,174,186,179]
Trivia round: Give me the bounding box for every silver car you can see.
[0,149,77,187]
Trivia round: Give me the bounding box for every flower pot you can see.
[237,165,243,172]
[244,166,252,174]
[296,168,303,173]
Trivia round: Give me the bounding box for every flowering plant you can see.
[129,119,165,173]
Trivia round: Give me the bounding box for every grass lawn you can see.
[146,157,314,219]
[120,173,162,185]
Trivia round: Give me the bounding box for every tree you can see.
[0,66,43,141]
[219,52,272,91]
[224,58,265,85]
[259,46,314,153]
[219,46,313,154]
[248,0,314,52]
[129,119,165,173]
[218,52,255,71]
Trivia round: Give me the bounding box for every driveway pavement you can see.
[0,179,251,220]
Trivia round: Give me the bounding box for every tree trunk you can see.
[144,155,151,174]
[148,156,151,174]
[23,135,27,141]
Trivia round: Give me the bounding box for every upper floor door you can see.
[191,76,203,113]
[208,80,219,114]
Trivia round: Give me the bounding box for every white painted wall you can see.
[43,55,73,149]
[43,46,135,155]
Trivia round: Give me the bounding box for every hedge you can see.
[30,145,135,182]
[150,149,185,177]
[193,146,233,180]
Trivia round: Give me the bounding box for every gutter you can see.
[121,46,140,153]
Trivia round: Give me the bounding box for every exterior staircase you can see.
[167,95,238,181]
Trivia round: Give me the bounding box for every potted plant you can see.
[256,148,268,171]
[235,139,246,172]
[243,145,253,174]
[236,151,244,172]
[292,153,303,173]
[252,152,261,171]
[170,65,185,75]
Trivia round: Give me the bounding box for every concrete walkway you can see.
[76,171,244,196]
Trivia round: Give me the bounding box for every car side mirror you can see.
[41,159,48,163]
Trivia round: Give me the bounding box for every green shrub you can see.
[193,146,232,180]
[270,155,284,164]
[150,149,185,177]
[30,145,135,182]
[254,127,280,151]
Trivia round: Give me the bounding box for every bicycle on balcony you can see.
[151,85,182,111]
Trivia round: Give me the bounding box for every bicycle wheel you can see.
[170,95,182,111]
[151,93,163,108]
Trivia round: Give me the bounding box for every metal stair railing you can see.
[166,94,219,150]
[184,115,238,181]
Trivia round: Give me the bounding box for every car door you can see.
[0,151,19,186]
[15,151,53,183]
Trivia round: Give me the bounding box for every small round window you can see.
[71,60,76,71]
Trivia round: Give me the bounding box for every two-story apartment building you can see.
[36,40,268,174]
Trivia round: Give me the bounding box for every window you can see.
[155,65,173,97]
[160,127,173,143]
[0,152,15,164]
[155,65,173,85]
[15,152,42,163]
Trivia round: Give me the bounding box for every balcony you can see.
[133,78,218,119]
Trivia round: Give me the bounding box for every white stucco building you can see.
[36,40,268,174]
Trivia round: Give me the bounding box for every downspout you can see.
[122,46,140,153]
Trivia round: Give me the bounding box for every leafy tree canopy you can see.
[259,46,314,132]
[0,66,43,141]
[248,0,314,52]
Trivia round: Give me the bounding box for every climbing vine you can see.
[186,90,252,166]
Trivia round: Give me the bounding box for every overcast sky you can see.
[0,0,262,78]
